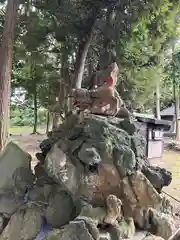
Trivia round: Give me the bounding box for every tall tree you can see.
[0,0,19,150]
[155,79,161,119]
[172,47,180,141]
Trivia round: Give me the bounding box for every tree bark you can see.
[73,27,94,89]
[52,114,59,131]
[175,87,180,141]
[172,42,180,141]
[46,110,50,135]
[32,83,38,134]
[155,80,161,119]
[51,95,61,131]
[0,0,19,151]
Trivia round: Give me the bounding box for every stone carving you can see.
[104,195,122,225]
[89,62,119,89]
[77,194,122,226]
[68,62,128,117]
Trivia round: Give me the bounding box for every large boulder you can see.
[45,188,76,228]
[0,142,33,195]
[43,114,146,205]
[40,114,173,239]
[0,203,44,240]
[142,165,172,193]
[43,220,98,240]
[43,114,164,210]
[121,171,162,218]
[0,192,24,218]
[0,142,34,219]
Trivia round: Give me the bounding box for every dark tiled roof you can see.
[160,106,175,116]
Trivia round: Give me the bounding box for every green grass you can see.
[9,125,46,134]
[9,126,33,134]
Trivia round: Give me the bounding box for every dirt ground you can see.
[154,149,180,229]
[9,133,180,229]
[9,133,46,168]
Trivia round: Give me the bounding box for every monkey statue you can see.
[67,62,130,118]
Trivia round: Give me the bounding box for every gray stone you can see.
[29,184,53,203]
[0,142,32,194]
[0,192,24,218]
[43,220,96,240]
[113,145,136,178]
[34,163,55,186]
[142,233,165,240]
[108,217,135,240]
[37,113,174,240]
[159,197,173,216]
[133,207,150,230]
[73,216,99,239]
[42,229,62,240]
[12,167,34,195]
[44,143,79,194]
[121,172,162,219]
[148,208,175,240]
[116,118,136,135]
[142,165,172,193]
[128,172,162,208]
[45,189,76,228]
[40,139,54,156]
[43,115,140,205]
[131,131,146,161]
[133,231,147,240]
[78,143,102,166]
[0,213,7,235]
[0,204,43,240]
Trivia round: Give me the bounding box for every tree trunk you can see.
[32,84,38,134]
[61,54,73,116]
[51,94,61,131]
[175,88,180,141]
[46,110,50,135]
[73,28,94,89]
[0,0,19,151]
[155,80,161,119]
[172,42,180,141]
[52,114,60,131]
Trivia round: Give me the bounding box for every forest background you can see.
[1,0,180,147]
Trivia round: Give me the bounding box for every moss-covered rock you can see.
[43,114,144,205]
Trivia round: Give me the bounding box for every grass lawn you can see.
[9,126,33,134]
[9,125,46,134]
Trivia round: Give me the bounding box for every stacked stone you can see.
[0,113,175,240]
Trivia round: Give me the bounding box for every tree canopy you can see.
[0,0,180,132]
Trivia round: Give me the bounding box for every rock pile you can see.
[0,113,175,240]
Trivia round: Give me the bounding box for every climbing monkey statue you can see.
[68,62,130,118]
